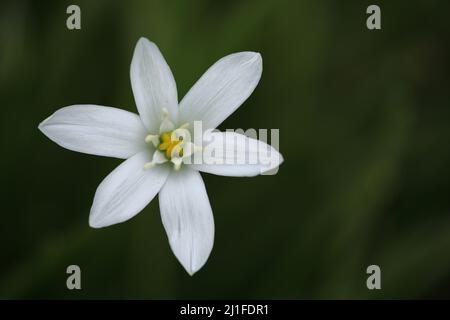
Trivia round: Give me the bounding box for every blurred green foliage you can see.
[0,0,450,298]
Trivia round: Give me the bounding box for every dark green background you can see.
[1,0,450,298]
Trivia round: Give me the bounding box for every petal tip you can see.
[259,150,284,175]
[177,244,212,277]
[88,215,103,229]
[245,51,262,64]
[278,153,285,166]
[136,36,157,51]
[37,114,53,132]
[182,263,202,276]
[186,269,196,276]
[253,52,263,69]
[137,36,148,46]
[89,208,107,229]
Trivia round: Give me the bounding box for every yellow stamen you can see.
[158,131,183,159]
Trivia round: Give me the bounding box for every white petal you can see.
[130,37,178,132]
[159,169,214,275]
[179,52,262,130]
[90,151,170,228]
[190,132,283,177]
[38,105,147,159]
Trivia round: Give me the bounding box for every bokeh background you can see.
[1,0,450,299]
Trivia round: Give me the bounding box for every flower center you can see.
[158,131,184,159]
[143,108,196,171]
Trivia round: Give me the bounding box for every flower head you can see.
[38,37,283,275]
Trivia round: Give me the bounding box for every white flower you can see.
[38,37,283,275]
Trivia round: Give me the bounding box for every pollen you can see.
[159,132,183,159]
